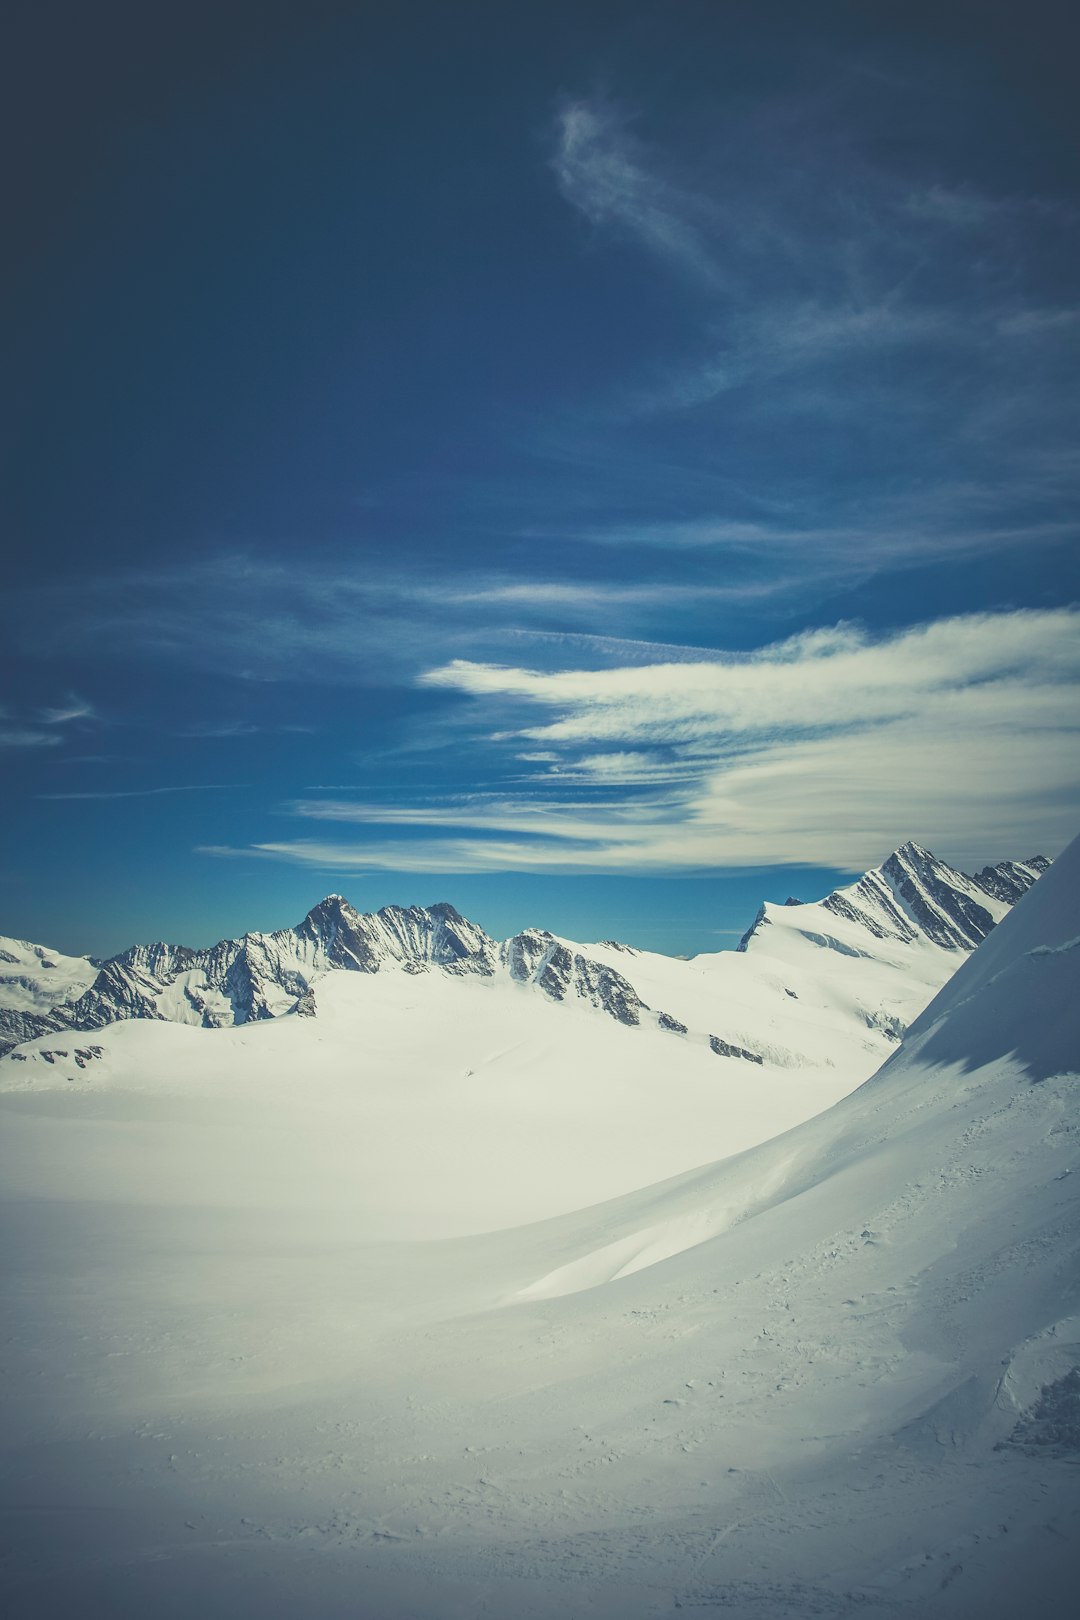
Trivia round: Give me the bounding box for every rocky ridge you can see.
[737,842,1049,954]
[0,843,1051,1060]
[0,896,644,1053]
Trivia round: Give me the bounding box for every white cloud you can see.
[210,609,1080,875]
[0,693,97,747]
[421,610,1080,748]
[553,102,721,287]
[39,697,96,725]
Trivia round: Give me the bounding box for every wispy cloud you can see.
[420,611,1080,746]
[206,609,1080,874]
[0,693,97,748]
[39,697,97,726]
[553,101,723,288]
[0,728,63,750]
[6,553,796,692]
[41,784,245,802]
[177,720,315,738]
[539,88,1080,599]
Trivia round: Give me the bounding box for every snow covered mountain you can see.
[0,842,1049,1064]
[0,840,1074,1618]
[0,839,1055,1238]
[738,839,1049,952]
[0,895,648,1051]
[0,934,98,1054]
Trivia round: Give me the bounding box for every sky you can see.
[2,0,1079,958]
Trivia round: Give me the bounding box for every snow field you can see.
[0,841,1075,1616]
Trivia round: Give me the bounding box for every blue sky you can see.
[3,0,1079,957]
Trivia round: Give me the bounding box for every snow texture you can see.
[0,838,1075,1618]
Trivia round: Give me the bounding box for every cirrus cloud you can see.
[207,608,1080,875]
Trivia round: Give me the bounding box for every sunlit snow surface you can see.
[1,846,1078,1618]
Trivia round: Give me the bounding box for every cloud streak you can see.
[206,609,1080,875]
[41,784,246,802]
[539,87,1080,602]
[553,102,723,288]
[0,693,98,749]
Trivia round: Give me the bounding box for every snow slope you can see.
[0,967,863,1237]
[0,844,1049,1236]
[0,839,1075,1617]
[0,933,97,1052]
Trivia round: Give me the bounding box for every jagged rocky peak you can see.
[824,840,1050,951]
[736,840,1051,958]
[423,901,497,972]
[298,894,497,974]
[0,844,1054,1057]
[300,892,361,937]
[970,854,1051,904]
[110,940,202,981]
[501,929,644,1026]
[295,894,383,971]
[736,903,769,954]
[500,927,555,983]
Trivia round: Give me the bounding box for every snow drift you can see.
[0,837,1075,1618]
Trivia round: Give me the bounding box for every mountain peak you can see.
[426,901,466,923]
[890,839,934,864]
[825,842,1050,952]
[302,893,357,926]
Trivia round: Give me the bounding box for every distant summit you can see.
[0,843,1051,1059]
[737,843,1048,954]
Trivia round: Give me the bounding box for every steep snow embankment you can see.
[0,841,1073,1619]
[505,835,1078,1303]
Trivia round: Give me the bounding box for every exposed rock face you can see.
[0,1006,60,1051]
[658,1011,688,1034]
[294,895,498,977]
[709,1035,764,1064]
[736,904,769,953]
[68,959,168,1029]
[0,898,501,1052]
[501,929,644,1026]
[822,842,1048,950]
[0,843,1053,1056]
[738,843,1049,956]
[0,936,100,1052]
[0,902,643,1051]
[970,855,1051,905]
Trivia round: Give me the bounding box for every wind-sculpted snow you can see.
[0,838,1075,1617]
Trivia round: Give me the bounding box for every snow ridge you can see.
[0,842,1051,1056]
[739,842,1048,955]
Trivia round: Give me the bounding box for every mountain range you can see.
[0,834,1074,1618]
[0,840,1050,1064]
